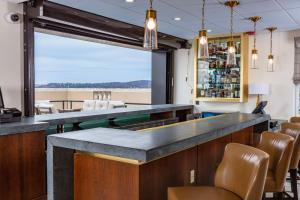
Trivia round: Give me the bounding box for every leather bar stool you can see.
[168,143,269,200]
[257,132,294,200]
[280,122,300,200]
[290,117,300,176]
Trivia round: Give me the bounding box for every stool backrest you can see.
[290,117,300,123]
[214,143,269,200]
[281,122,300,169]
[257,132,294,191]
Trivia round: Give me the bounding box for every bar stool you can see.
[257,132,294,200]
[290,117,300,176]
[168,143,269,200]
[280,122,300,200]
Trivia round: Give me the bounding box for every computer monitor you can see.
[252,101,268,114]
[0,87,4,109]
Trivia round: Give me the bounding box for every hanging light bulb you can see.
[143,0,158,50]
[267,27,277,72]
[249,16,261,69]
[225,1,239,67]
[198,0,209,60]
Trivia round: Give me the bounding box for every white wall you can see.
[0,1,23,110]
[174,30,300,120]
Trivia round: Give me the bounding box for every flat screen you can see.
[0,87,4,108]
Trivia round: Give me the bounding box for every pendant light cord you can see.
[149,0,153,8]
[230,6,234,42]
[270,30,273,54]
[254,21,257,50]
[201,0,206,30]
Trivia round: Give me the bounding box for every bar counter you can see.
[47,112,270,200]
[0,104,193,200]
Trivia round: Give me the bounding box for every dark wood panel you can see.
[197,135,232,186]
[0,134,22,200]
[74,153,139,200]
[150,111,174,121]
[176,109,192,122]
[231,127,253,145]
[22,132,46,200]
[0,131,46,200]
[139,147,197,200]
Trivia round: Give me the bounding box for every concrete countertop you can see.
[0,104,193,136]
[0,117,49,136]
[48,112,270,163]
[34,104,194,126]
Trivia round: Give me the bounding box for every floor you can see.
[266,173,300,198]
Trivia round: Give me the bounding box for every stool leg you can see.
[262,193,266,200]
[290,169,298,200]
[275,192,284,200]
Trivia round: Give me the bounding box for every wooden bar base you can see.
[74,127,253,200]
[0,131,46,200]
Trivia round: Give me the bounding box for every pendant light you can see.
[143,0,158,50]
[267,27,277,72]
[198,0,209,60]
[249,16,261,69]
[225,1,239,67]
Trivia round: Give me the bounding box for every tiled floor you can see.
[266,174,300,198]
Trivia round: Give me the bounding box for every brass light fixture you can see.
[198,0,209,60]
[267,27,277,72]
[225,0,239,66]
[143,0,158,50]
[249,16,261,69]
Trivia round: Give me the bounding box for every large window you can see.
[34,31,152,114]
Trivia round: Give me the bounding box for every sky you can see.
[35,32,152,85]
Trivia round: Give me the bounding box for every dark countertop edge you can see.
[48,114,270,162]
[37,104,194,126]
[0,122,49,136]
[47,136,146,162]
[145,115,269,162]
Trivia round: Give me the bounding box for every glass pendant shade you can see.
[251,49,258,69]
[143,9,158,50]
[198,30,209,60]
[267,55,275,72]
[227,41,236,66]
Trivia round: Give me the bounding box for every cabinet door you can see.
[0,132,46,200]
[22,132,46,200]
[0,134,22,200]
[139,147,198,200]
[197,134,232,186]
[74,153,139,200]
[231,127,253,145]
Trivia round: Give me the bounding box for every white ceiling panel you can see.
[287,8,300,25]
[49,0,300,39]
[275,0,300,9]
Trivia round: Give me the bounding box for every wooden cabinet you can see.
[232,127,253,145]
[0,131,46,200]
[74,147,198,200]
[73,127,253,200]
[197,134,232,186]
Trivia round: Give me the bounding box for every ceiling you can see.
[49,0,300,39]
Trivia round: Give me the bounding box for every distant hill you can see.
[35,80,151,89]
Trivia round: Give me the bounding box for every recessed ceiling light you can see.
[207,29,212,33]
[174,17,181,21]
[125,0,134,3]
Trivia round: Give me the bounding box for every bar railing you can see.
[49,100,151,110]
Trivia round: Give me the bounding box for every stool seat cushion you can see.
[168,186,242,200]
